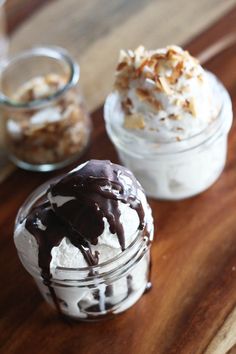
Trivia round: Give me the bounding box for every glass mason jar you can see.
[0,47,91,171]
[14,179,153,321]
[104,72,233,200]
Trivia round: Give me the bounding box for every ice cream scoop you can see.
[104,45,232,199]
[14,160,153,320]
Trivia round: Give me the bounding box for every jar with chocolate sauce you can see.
[14,170,153,321]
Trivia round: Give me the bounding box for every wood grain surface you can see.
[1,6,236,353]
[9,0,236,112]
[1,0,236,182]
[5,0,53,34]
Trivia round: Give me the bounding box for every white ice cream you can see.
[105,45,233,199]
[14,162,153,319]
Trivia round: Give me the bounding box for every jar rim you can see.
[15,176,152,275]
[104,71,233,156]
[0,46,80,110]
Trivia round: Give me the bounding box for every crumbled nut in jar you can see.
[124,114,145,129]
[6,74,90,165]
[13,74,66,102]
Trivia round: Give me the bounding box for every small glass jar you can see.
[14,179,153,321]
[0,47,91,171]
[104,72,233,200]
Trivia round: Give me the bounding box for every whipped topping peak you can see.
[114,45,220,141]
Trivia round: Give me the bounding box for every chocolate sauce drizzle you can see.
[24,160,147,316]
[48,160,145,255]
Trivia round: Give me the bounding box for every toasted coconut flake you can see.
[124,114,145,129]
[168,61,184,84]
[135,59,149,74]
[183,99,190,109]
[119,49,128,62]
[154,76,162,90]
[121,98,133,114]
[116,61,128,71]
[184,73,193,79]
[166,48,179,60]
[176,127,184,131]
[146,97,163,111]
[176,136,181,142]
[183,98,197,117]
[145,78,156,87]
[114,76,129,91]
[136,88,150,100]
[150,53,166,61]
[197,74,203,82]
[158,76,172,94]
[174,98,182,106]
[169,114,181,121]
[126,97,133,107]
[188,98,197,117]
[135,88,163,111]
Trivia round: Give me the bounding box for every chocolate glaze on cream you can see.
[24,160,148,316]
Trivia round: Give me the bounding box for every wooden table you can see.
[1,1,236,353]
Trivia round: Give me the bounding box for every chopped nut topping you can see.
[146,97,163,111]
[124,114,145,129]
[197,74,203,82]
[114,76,130,91]
[169,114,181,121]
[135,88,163,111]
[158,77,172,95]
[150,53,166,61]
[174,98,182,106]
[188,98,197,117]
[136,59,149,75]
[168,61,184,84]
[114,46,201,126]
[121,97,133,114]
[183,98,197,117]
[136,88,150,100]
[116,62,128,71]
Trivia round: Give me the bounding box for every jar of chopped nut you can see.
[0,47,91,171]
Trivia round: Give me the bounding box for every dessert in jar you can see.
[14,160,154,320]
[0,47,91,171]
[104,45,233,200]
